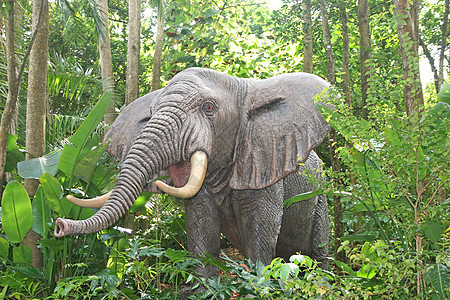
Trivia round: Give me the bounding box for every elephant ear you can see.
[230,73,333,190]
[104,90,162,163]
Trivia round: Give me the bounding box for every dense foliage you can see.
[0,0,449,298]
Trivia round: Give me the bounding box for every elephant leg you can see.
[276,152,329,267]
[310,193,329,268]
[276,190,315,261]
[184,187,220,279]
[231,181,284,265]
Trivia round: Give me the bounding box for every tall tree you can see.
[358,0,372,120]
[394,0,424,119]
[419,0,448,93]
[0,0,20,197]
[420,36,441,93]
[302,0,313,73]
[125,0,142,105]
[22,0,49,269]
[339,2,351,108]
[151,0,165,91]
[24,0,49,196]
[97,0,115,124]
[0,0,43,197]
[438,0,449,91]
[320,0,335,84]
[320,0,345,265]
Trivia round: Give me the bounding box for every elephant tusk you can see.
[155,151,207,198]
[66,191,112,208]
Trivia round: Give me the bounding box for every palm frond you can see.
[46,113,109,150]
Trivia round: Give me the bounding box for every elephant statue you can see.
[54,67,332,278]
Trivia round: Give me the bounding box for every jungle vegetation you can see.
[0,0,449,298]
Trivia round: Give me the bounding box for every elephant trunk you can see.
[54,112,182,237]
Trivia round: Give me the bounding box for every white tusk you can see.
[66,191,113,208]
[155,151,207,198]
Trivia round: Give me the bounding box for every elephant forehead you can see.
[155,90,214,115]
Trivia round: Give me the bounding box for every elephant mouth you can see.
[65,151,208,208]
[154,151,208,198]
[168,160,191,187]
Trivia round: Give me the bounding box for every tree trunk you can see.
[22,0,49,269]
[0,0,45,199]
[420,36,440,94]
[320,0,345,265]
[9,0,24,135]
[152,3,165,91]
[302,0,313,73]
[411,0,421,52]
[329,129,344,263]
[340,1,360,240]
[320,0,335,85]
[340,2,352,108]
[97,0,115,125]
[0,0,20,198]
[393,0,424,119]
[439,0,449,92]
[125,0,141,105]
[24,0,49,196]
[358,0,372,120]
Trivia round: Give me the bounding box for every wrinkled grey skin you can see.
[55,68,331,277]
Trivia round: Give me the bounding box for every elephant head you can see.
[54,68,332,237]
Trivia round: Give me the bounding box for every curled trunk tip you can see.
[54,218,71,237]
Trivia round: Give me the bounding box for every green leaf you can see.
[11,266,46,279]
[287,263,300,277]
[58,144,79,177]
[39,173,71,216]
[177,55,196,63]
[441,197,450,206]
[70,205,94,221]
[38,238,65,253]
[13,245,32,265]
[341,234,375,242]
[423,221,445,243]
[198,47,207,57]
[31,187,52,238]
[130,191,152,212]
[18,150,61,179]
[205,8,216,18]
[0,237,9,258]
[437,84,450,104]
[255,259,266,277]
[2,182,33,243]
[425,264,449,297]
[357,265,377,279]
[283,188,324,208]
[290,254,313,268]
[73,143,108,183]
[59,91,111,177]
[334,260,357,276]
[415,146,427,180]
[5,134,25,172]
[316,104,345,134]
[353,201,381,212]
[279,264,291,281]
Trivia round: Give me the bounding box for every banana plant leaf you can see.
[59,91,112,177]
[1,181,33,243]
[5,134,25,172]
[32,187,52,238]
[17,150,61,179]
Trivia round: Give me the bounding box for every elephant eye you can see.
[202,101,216,116]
